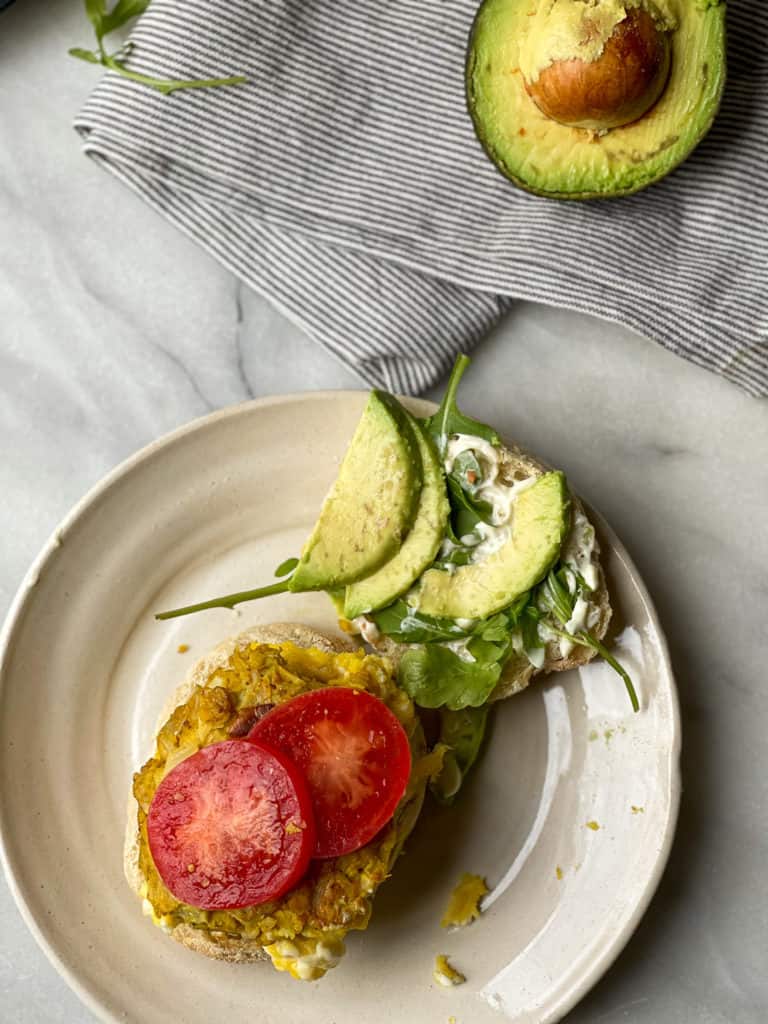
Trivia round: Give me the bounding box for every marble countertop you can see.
[1,3,767,1023]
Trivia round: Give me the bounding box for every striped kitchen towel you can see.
[75,0,767,396]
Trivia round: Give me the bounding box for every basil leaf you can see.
[430,705,490,805]
[423,355,499,457]
[398,645,502,710]
[370,600,469,643]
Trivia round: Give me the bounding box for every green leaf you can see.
[370,600,469,643]
[84,0,106,38]
[398,644,502,710]
[69,47,101,64]
[548,626,640,713]
[520,605,543,654]
[430,705,490,804]
[101,0,150,36]
[446,476,494,534]
[274,557,299,578]
[540,567,575,625]
[475,613,510,643]
[423,355,499,457]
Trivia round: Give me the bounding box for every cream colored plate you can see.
[0,393,679,1024]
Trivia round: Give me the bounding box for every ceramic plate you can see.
[0,393,679,1024]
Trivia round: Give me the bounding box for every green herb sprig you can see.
[70,1,247,95]
[537,567,639,712]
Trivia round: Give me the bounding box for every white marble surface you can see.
[1,2,767,1022]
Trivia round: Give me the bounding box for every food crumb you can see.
[177,644,190,654]
[555,866,563,880]
[585,820,600,831]
[434,954,466,987]
[631,805,645,815]
[284,821,303,835]
[604,728,614,744]
[588,729,599,741]
[441,873,489,928]
[448,1017,458,1024]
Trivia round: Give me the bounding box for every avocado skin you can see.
[465,0,727,200]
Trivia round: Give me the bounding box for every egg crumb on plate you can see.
[441,872,489,928]
[434,954,466,987]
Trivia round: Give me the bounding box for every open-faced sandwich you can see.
[126,623,428,979]
[157,355,636,799]
[140,355,638,974]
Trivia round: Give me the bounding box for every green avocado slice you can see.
[343,419,450,619]
[290,391,422,591]
[466,0,726,199]
[408,471,569,620]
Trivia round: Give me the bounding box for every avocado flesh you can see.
[343,420,449,619]
[291,391,422,591]
[466,0,726,199]
[409,472,569,620]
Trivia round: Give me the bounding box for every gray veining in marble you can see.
[1,2,767,1023]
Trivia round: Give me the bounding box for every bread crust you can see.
[365,442,612,701]
[125,622,425,965]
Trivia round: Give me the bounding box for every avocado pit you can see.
[521,2,672,131]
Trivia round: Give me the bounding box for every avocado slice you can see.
[408,471,569,619]
[290,391,422,591]
[343,420,450,619]
[466,0,726,199]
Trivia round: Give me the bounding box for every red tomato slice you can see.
[147,739,315,909]
[248,687,412,859]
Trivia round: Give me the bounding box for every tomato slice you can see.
[248,687,412,859]
[146,739,315,909]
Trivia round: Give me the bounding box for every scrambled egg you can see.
[134,641,425,980]
[440,873,489,929]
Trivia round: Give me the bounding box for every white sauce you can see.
[351,616,381,644]
[560,507,598,592]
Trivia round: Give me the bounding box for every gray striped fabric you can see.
[76,0,767,396]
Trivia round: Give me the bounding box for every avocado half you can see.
[466,0,727,199]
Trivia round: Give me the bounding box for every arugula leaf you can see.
[540,567,575,625]
[370,600,469,643]
[71,0,247,95]
[398,644,502,710]
[519,605,544,659]
[446,476,494,536]
[548,626,640,713]
[423,355,499,456]
[430,705,490,805]
[274,557,299,578]
[101,0,150,36]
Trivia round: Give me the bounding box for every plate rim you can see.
[0,392,681,1024]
